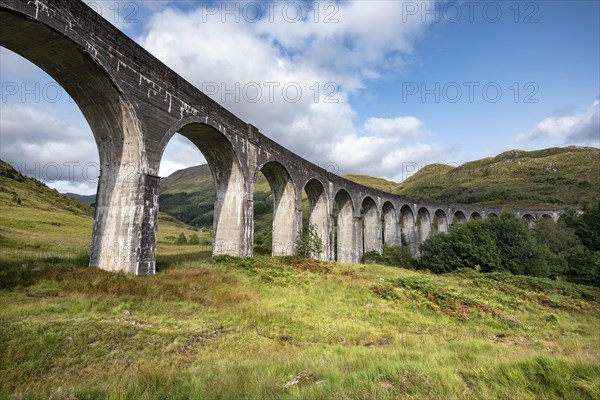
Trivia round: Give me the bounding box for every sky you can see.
[1,0,599,194]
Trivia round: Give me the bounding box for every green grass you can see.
[341,174,399,193]
[0,160,212,261]
[1,159,600,399]
[1,257,598,399]
[391,146,600,210]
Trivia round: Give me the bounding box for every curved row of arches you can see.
[163,123,557,263]
[0,2,562,275]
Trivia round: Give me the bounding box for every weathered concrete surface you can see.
[0,0,565,274]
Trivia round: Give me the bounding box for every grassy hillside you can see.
[160,147,599,235]
[341,174,398,193]
[159,165,278,251]
[0,160,94,260]
[392,147,600,209]
[1,160,599,399]
[1,256,598,399]
[0,160,210,263]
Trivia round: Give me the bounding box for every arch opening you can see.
[522,214,535,228]
[334,189,355,263]
[453,211,467,225]
[162,122,251,256]
[540,214,554,222]
[417,207,433,244]
[0,14,149,274]
[256,162,297,256]
[158,123,247,258]
[434,209,449,234]
[361,197,381,257]
[470,212,482,220]
[302,179,330,260]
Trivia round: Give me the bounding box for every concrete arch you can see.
[161,121,248,257]
[453,211,467,225]
[400,205,418,256]
[434,209,449,234]
[382,202,400,246]
[303,178,330,260]
[488,213,499,219]
[256,161,298,256]
[362,197,382,256]
[417,207,433,244]
[522,214,535,228]
[470,212,482,220]
[334,189,356,263]
[539,213,554,222]
[0,10,153,274]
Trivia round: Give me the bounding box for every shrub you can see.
[188,233,200,245]
[175,233,188,245]
[417,220,500,273]
[253,245,271,256]
[381,244,413,268]
[362,250,382,264]
[415,208,600,286]
[296,224,323,259]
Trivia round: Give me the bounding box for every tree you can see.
[296,224,323,259]
[532,208,600,286]
[188,233,200,245]
[417,220,500,273]
[175,233,188,245]
[577,200,600,252]
[487,212,534,275]
[380,244,413,268]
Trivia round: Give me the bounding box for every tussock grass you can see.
[1,255,599,399]
[1,158,599,398]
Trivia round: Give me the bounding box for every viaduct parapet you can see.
[0,0,563,274]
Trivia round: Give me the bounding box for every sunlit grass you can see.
[1,254,598,399]
[1,158,599,399]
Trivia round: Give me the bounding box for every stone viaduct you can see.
[0,0,562,275]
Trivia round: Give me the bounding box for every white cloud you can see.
[364,116,424,138]
[1,0,446,193]
[0,104,99,194]
[328,116,448,181]
[138,1,444,182]
[516,100,600,146]
[159,134,206,177]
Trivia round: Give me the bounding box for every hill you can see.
[64,192,96,205]
[0,160,207,262]
[0,160,94,259]
[1,161,599,399]
[158,147,599,234]
[341,174,398,193]
[391,147,600,209]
